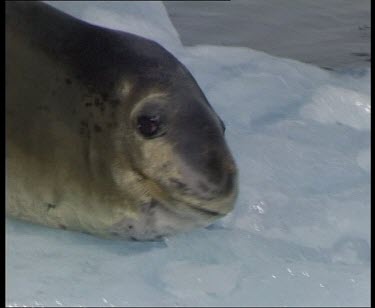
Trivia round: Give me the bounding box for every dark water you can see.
[164,0,371,71]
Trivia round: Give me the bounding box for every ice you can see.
[6,1,370,307]
[301,85,370,130]
[357,147,371,172]
[162,261,241,298]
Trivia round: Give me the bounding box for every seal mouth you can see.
[135,171,230,219]
[187,204,223,216]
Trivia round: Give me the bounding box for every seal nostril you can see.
[207,151,220,170]
[225,159,237,175]
[223,170,235,195]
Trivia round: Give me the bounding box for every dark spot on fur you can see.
[127,225,134,230]
[79,121,91,138]
[80,120,88,127]
[109,99,120,108]
[111,231,120,236]
[59,224,67,230]
[46,203,56,210]
[94,98,101,107]
[102,92,109,101]
[94,124,102,132]
[108,122,118,129]
[161,163,172,172]
[65,78,72,85]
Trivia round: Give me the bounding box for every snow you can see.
[6,1,370,307]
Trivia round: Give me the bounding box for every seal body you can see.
[6,1,238,240]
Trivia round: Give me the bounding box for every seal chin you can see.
[110,198,227,241]
[109,177,237,241]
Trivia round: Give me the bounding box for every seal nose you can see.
[174,151,237,201]
[204,155,237,199]
[219,158,237,196]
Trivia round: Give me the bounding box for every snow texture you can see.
[6,1,370,307]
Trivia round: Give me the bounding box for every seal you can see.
[6,1,238,240]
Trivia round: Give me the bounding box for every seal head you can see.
[111,69,238,239]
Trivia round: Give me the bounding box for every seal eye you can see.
[137,115,163,138]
